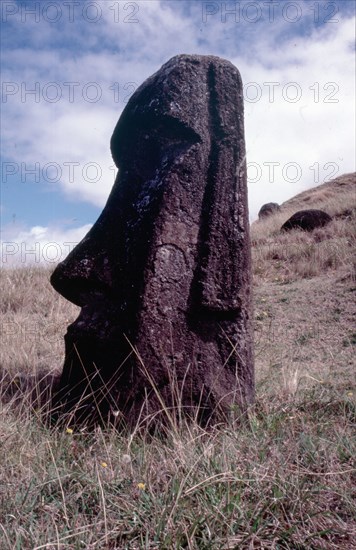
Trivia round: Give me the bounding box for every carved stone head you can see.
[51,55,254,427]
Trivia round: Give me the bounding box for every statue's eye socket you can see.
[111,114,201,168]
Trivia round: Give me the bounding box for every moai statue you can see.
[51,54,254,427]
[258,202,280,219]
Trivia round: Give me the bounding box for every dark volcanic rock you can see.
[258,202,280,219]
[281,209,332,232]
[50,54,254,427]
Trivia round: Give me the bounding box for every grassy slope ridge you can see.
[0,173,355,549]
[280,171,356,215]
[252,172,356,396]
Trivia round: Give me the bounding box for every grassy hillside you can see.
[0,173,355,549]
[251,172,356,398]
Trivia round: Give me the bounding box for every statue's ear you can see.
[199,146,248,312]
[198,64,249,312]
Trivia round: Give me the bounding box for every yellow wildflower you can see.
[101,462,108,468]
[66,428,73,434]
[137,483,146,490]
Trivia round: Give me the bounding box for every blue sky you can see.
[1,0,355,265]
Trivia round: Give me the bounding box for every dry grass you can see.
[0,266,79,376]
[251,172,356,284]
[279,172,356,216]
[0,173,355,548]
[0,383,355,549]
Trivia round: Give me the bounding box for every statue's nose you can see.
[50,229,114,307]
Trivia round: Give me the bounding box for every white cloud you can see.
[0,223,92,267]
[1,0,355,224]
[233,15,355,218]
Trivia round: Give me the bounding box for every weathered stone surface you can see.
[281,209,332,232]
[258,202,280,219]
[50,54,254,427]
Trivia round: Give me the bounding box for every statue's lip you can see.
[65,300,124,341]
[66,319,112,343]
